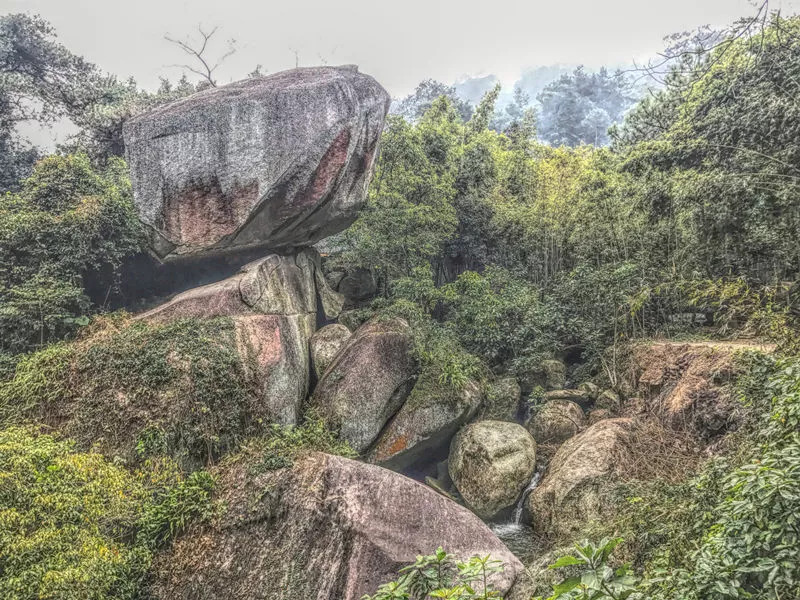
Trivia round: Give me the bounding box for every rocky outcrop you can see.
[152,452,523,599]
[368,379,482,470]
[481,377,521,421]
[449,421,537,519]
[521,359,566,392]
[309,324,352,379]
[527,399,586,444]
[139,248,340,322]
[234,314,314,424]
[543,389,591,406]
[630,342,766,436]
[526,418,631,536]
[124,66,391,261]
[138,248,342,424]
[310,317,416,453]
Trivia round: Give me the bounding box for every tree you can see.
[394,79,473,122]
[164,24,237,88]
[537,67,635,147]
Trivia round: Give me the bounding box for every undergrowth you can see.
[0,426,215,600]
[0,315,260,469]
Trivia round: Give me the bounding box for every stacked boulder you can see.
[124,66,527,595]
[125,66,392,427]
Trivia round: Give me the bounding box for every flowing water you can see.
[490,469,544,561]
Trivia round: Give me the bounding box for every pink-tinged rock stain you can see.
[164,180,258,247]
[296,128,351,210]
[236,315,284,370]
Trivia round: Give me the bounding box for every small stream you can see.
[489,469,544,562]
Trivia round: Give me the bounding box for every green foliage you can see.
[617,13,800,284]
[136,469,217,549]
[536,538,640,600]
[648,357,800,600]
[247,412,356,474]
[0,154,143,356]
[0,426,214,600]
[440,268,557,375]
[0,343,73,422]
[376,296,484,392]
[580,354,800,600]
[363,548,505,600]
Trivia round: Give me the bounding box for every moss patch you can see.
[0,315,261,469]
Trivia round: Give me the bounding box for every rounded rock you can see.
[448,420,537,519]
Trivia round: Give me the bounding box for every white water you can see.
[512,470,542,525]
[490,469,542,536]
[490,469,544,561]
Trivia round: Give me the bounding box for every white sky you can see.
[3,0,799,145]
[4,0,798,94]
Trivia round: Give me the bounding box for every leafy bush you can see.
[0,154,143,356]
[0,426,214,600]
[363,547,505,600]
[136,469,217,548]
[536,538,640,600]
[649,358,800,600]
[247,411,356,474]
[582,354,800,600]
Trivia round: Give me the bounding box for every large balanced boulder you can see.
[526,399,586,445]
[310,317,415,453]
[309,323,352,379]
[152,452,523,599]
[124,66,391,261]
[449,421,537,519]
[526,418,631,536]
[368,378,483,470]
[138,248,342,425]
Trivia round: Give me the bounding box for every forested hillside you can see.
[1,5,799,600]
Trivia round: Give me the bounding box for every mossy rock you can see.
[0,315,264,469]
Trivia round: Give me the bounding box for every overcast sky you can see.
[3,0,799,97]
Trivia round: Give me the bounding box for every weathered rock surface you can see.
[481,377,521,421]
[234,314,314,424]
[369,379,483,470]
[521,359,566,392]
[124,66,391,261]
[631,342,748,435]
[449,421,537,519]
[309,323,352,379]
[578,381,600,400]
[310,317,415,453]
[152,452,523,599]
[587,408,612,425]
[139,248,340,322]
[527,399,586,444]
[596,389,621,411]
[544,389,591,406]
[139,248,342,424]
[526,418,630,535]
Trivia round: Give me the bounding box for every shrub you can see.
[535,538,640,600]
[0,154,143,356]
[363,547,505,600]
[246,411,356,474]
[0,426,215,600]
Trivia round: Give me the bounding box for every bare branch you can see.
[164,24,236,87]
